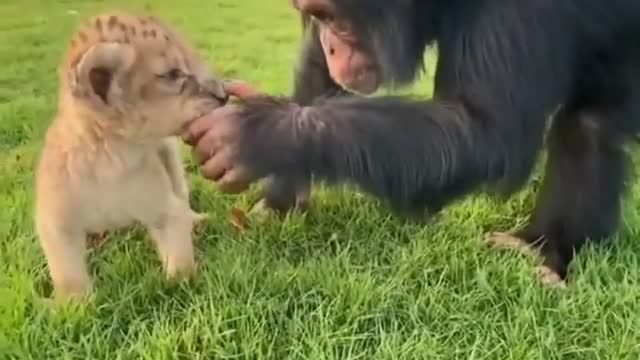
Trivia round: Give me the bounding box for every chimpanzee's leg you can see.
[488,104,631,287]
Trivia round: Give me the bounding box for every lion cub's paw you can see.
[53,278,93,302]
[165,255,196,281]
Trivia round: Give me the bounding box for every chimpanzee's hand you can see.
[182,80,303,194]
[182,105,252,193]
[181,81,262,193]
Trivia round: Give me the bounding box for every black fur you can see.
[236,0,640,280]
[260,19,348,211]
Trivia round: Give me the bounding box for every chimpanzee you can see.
[183,0,640,286]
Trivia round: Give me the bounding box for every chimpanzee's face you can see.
[292,0,382,94]
[292,0,423,95]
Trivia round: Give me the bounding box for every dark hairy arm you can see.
[231,95,505,215]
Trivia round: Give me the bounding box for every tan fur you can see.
[485,232,567,288]
[34,12,227,301]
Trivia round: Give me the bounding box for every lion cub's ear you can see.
[70,42,136,106]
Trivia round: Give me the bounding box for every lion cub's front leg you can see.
[158,138,190,202]
[147,203,196,280]
[158,138,208,224]
[137,156,199,280]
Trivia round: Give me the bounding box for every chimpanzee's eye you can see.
[310,9,333,23]
[332,19,351,35]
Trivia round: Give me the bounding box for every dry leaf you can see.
[87,232,108,249]
[230,207,249,232]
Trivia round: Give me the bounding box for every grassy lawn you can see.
[2,0,640,358]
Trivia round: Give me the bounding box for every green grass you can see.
[1,0,640,358]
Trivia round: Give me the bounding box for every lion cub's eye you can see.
[159,68,183,81]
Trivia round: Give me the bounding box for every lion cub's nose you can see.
[216,91,230,105]
[202,79,228,105]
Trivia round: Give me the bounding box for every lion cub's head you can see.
[60,13,228,140]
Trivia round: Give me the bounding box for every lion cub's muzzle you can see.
[201,78,229,105]
[183,76,229,107]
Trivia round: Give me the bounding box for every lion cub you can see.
[34,13,228,300]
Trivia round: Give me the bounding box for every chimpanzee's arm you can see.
[233,95,513,215]
[232,67,566,216]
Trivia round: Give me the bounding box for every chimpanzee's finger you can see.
[223,80,262,100]
[216,165,254,194]
[183,104,240,148]
[183,105,239,145]
[200,148,233,181]
[181,113,216,146]
[192,127,225,165]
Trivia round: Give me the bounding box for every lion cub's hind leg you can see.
[36,219,91,300]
